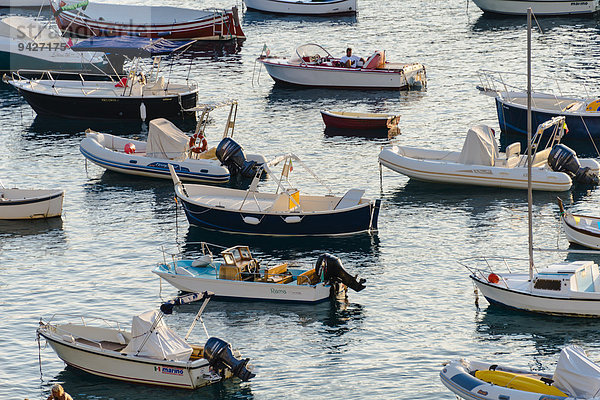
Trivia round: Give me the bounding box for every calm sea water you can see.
[4,1,600,399]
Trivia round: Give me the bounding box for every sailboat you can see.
[467,9,600,318]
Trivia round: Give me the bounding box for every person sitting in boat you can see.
[47,384,73,400]
[340,47,364,68]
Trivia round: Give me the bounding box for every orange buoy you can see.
[488,273,500,284]
[124,143,136,154]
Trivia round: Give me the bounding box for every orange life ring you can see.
[189,133,208,153]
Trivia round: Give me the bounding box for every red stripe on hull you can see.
[321,113,389,129]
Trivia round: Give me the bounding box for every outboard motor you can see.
[548,144,599,186]
[216,138,261,178]
[203,337,255,382]
[315,253,366,293]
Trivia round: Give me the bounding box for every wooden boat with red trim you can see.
[258,44,426,90]
[50,0,245,41]
[558,198,600,249]
[320,110,399,131]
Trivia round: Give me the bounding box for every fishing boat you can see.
[320,110,400,133]
[378,117,600,191]
[37,292,255,389]
[471,0,599,15]
[244,0,356,15]
[557,198,600,250]
[153,243,366,303]
[4,36,198,121]
[468,9,600,318]
[80,101,266,183]
[50,0,245,41]
[0,16,108,73]
[441,346,600,400]
[479,70,600,141]
[0,181,64,219]
[168,154,381,236]
[258,44,426,90]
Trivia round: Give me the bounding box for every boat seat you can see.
[532,147,552,167]
[334,189,364,210]
[264,263,291,283]
[219,265,242,281]
[268,190,300,212]
[297,268,320,285]
[190,344,204,360]
[505,142,520,159]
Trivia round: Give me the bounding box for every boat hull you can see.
[472,0,599,15]
[154,269,331,303]
[320,110,391,130]
[177,195,380,236]
[261,60,425,90]
[378,146,573,191]
[472,275,600,317]
[561,213,600,250]
[12,84,197,120]
[496,97,600,140]
[245,0,356,15]
[0,189,64,219]
[38,331,219,389]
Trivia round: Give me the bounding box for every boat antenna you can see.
[527,7,534,285]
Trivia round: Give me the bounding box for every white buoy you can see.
[140,102,147,122]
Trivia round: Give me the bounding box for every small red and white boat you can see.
[320,110,400,131]
[258,44,426,90]
[50,0,245,41]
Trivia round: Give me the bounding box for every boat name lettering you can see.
[477,390,488,396]
[472,169,492,174]
[101,99,118,102]
[270,288,287,294]
[571,1,588,4]
[155,366,184,375]
[17,42,67,52]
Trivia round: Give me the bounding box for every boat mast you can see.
[527,8,534,283]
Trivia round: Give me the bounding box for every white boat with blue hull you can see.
[441,346,600,400]
[153,243,366,303]
[168,155,380,236]
[80,102,266,183]
[244,0,357,15]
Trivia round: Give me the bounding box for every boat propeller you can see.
[203,337,255,381]
[315,253,366,292]
[216,138,262,178]
[548,144,599,186]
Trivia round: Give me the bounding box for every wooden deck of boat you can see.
[75,337,126,352]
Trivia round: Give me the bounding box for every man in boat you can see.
[340,47,364,68]
[46,384,73,400]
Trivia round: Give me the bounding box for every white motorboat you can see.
[0,181,64,219]
[441,346,600,400]
[168,154,381,236]
[557,198,600,250]
[258,44,426,90]
[471,0,599,15]
[378,117,600,191]
[153,243,366,303]
[37,292,255,389]
[245,0,356,15]
[80,102,267,183]
[0,16,108,73]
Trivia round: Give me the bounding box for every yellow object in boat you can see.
[475,370,567,397]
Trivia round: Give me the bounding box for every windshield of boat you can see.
[295,44,332,62]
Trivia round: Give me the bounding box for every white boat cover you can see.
[458,125,499,166]
[0,16,55,41]
[146,119,189,160]
[553,345,600,398]
[121,310,192,361]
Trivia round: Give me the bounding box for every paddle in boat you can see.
[50,0,245,41]
[80,101,266,183]
[244,0,356,15]
[479,70,600,141]
[4,36,198,121]
[441,345,600,400]
[0,180,64,220]
[467,10,600,318]
[258,44,426,90]
[154,243,366,303]
[37,292,255,389]
[557,198,600,250]
[168,154,381,236]
[320,110,400,135]
[378,116,600,191]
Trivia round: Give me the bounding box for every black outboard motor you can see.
[548,144,599,186]
[216,138,261,178]
[315,253,366,293]
[203,337,255,382]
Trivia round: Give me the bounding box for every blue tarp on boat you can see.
[71,36,195,57]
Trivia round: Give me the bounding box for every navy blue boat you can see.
[167,156,381,236]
